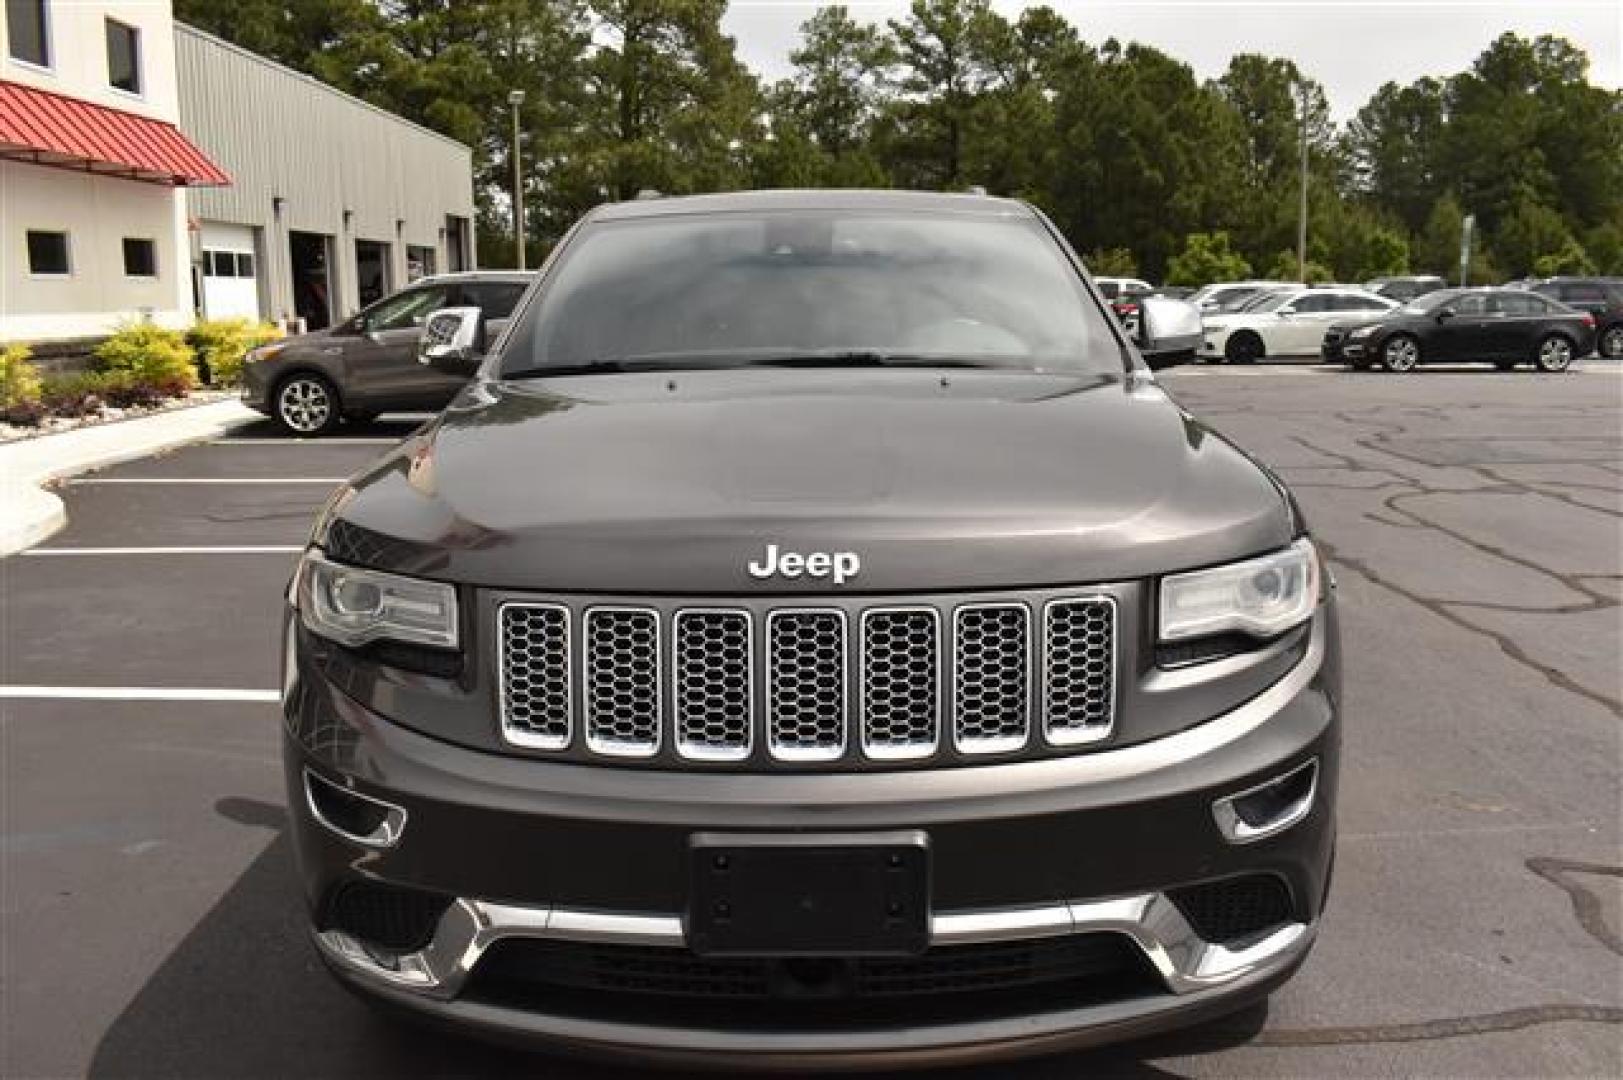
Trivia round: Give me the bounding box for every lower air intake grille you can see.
[1168,875,1295,945]
[323,882,452,954]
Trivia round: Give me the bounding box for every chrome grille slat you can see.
[673,609,754,761]
[583,607,661,757]
[766,609,847,761]
[499,602,571,749]
[952,603,1032,755]
[1044,598,1117,745]
[861,608,940,760]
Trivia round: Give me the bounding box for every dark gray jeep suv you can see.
[283,190,1340,1069]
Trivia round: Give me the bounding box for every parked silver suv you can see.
[241,270,533,434]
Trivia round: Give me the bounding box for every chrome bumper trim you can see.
[315,891,1313,1003]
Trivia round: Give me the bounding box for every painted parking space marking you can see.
[65,477,345,486]
[24,545,303,556]
[0,686,279,702]
[65,477,346,485]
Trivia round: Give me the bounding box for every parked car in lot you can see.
[284,190,1337,1068]
[1189,280,1303,314]
[1200,287,1396,363]
[1322,287,1596,372]
[1094,277,1155,334]
[1363,275,1446,302]
[242,270,534,434]
[1527,277,1623,358]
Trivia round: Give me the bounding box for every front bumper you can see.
[283,611,1339,1068]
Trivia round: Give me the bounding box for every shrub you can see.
[94,323,197,394]
[1165,232,1252,287]
[39,372,110,417]
[2,344,44,423]
[187,319,282,386]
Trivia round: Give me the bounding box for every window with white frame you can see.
[105,17,141,94]
[6,0,50,67]
[123,238,157,278]
[26,230,71,275]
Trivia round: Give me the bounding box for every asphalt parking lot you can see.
[2,363,1620,1079]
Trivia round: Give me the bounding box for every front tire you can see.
[1381,334,1420,373]
[1225,332,1264,365]
[1533,333,1574,374]
[273,373,342,436]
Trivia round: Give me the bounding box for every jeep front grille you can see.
[497,592,1117,768]
[767,610,848,761]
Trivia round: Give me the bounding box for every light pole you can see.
[508,89,526,270]
[1296,80,1309,283]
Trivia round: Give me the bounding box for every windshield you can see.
[497,211,1123,378]
[1402,289,1465,315]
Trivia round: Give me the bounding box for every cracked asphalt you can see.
[1,364,1619,1078]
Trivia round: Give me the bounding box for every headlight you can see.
[248,343,288,364]
[294,549,458,649]
[1347,325,1377,340]
[1159,538,1320,642]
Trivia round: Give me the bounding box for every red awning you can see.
[0,80,230,187]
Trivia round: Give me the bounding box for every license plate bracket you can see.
[687,831,930,957]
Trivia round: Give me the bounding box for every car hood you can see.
[321,370,1294,592]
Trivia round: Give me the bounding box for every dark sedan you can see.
[1322,288,1596,373]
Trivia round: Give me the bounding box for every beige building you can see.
[1,2,477,344]
[176,25,476,333]
[1,0,219,342]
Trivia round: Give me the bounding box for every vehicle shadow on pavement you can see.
[87,799,1263,1080]
[221,417,429,441]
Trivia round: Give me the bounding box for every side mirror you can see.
[417,306,485,376]
[1435,309,1456,322]
[1137,295,1203,371]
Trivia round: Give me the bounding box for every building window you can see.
[6,0,50,67]
[105,18,141,94]
[26,230,71,275]
[123,238,157,278]
[204,250,255,278]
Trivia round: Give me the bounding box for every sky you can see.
[722,0,1623,120]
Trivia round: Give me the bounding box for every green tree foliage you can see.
[1084,248,1138,277]
[174,4,1615,287]
[1165,233,1251,286]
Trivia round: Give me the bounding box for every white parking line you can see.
[65,477,345,485]
[24,545,303,556]
[0,686,279,702]
[212,437,403,445]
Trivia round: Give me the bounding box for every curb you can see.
[0,399,263,556]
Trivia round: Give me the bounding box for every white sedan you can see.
[1199,288,1398,363]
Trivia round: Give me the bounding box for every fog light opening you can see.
[304,769,408,848]
[1212,759,1318,844]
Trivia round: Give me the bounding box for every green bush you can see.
[187,318,283,386]
[94,323,197,394]
[2,344,44,422]
[1165,232,1252,287]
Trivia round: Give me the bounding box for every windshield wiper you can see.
[501,351,1031,380]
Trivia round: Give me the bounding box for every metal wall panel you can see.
[174,24,475,322]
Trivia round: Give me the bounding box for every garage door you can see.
[200,221,260,321]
